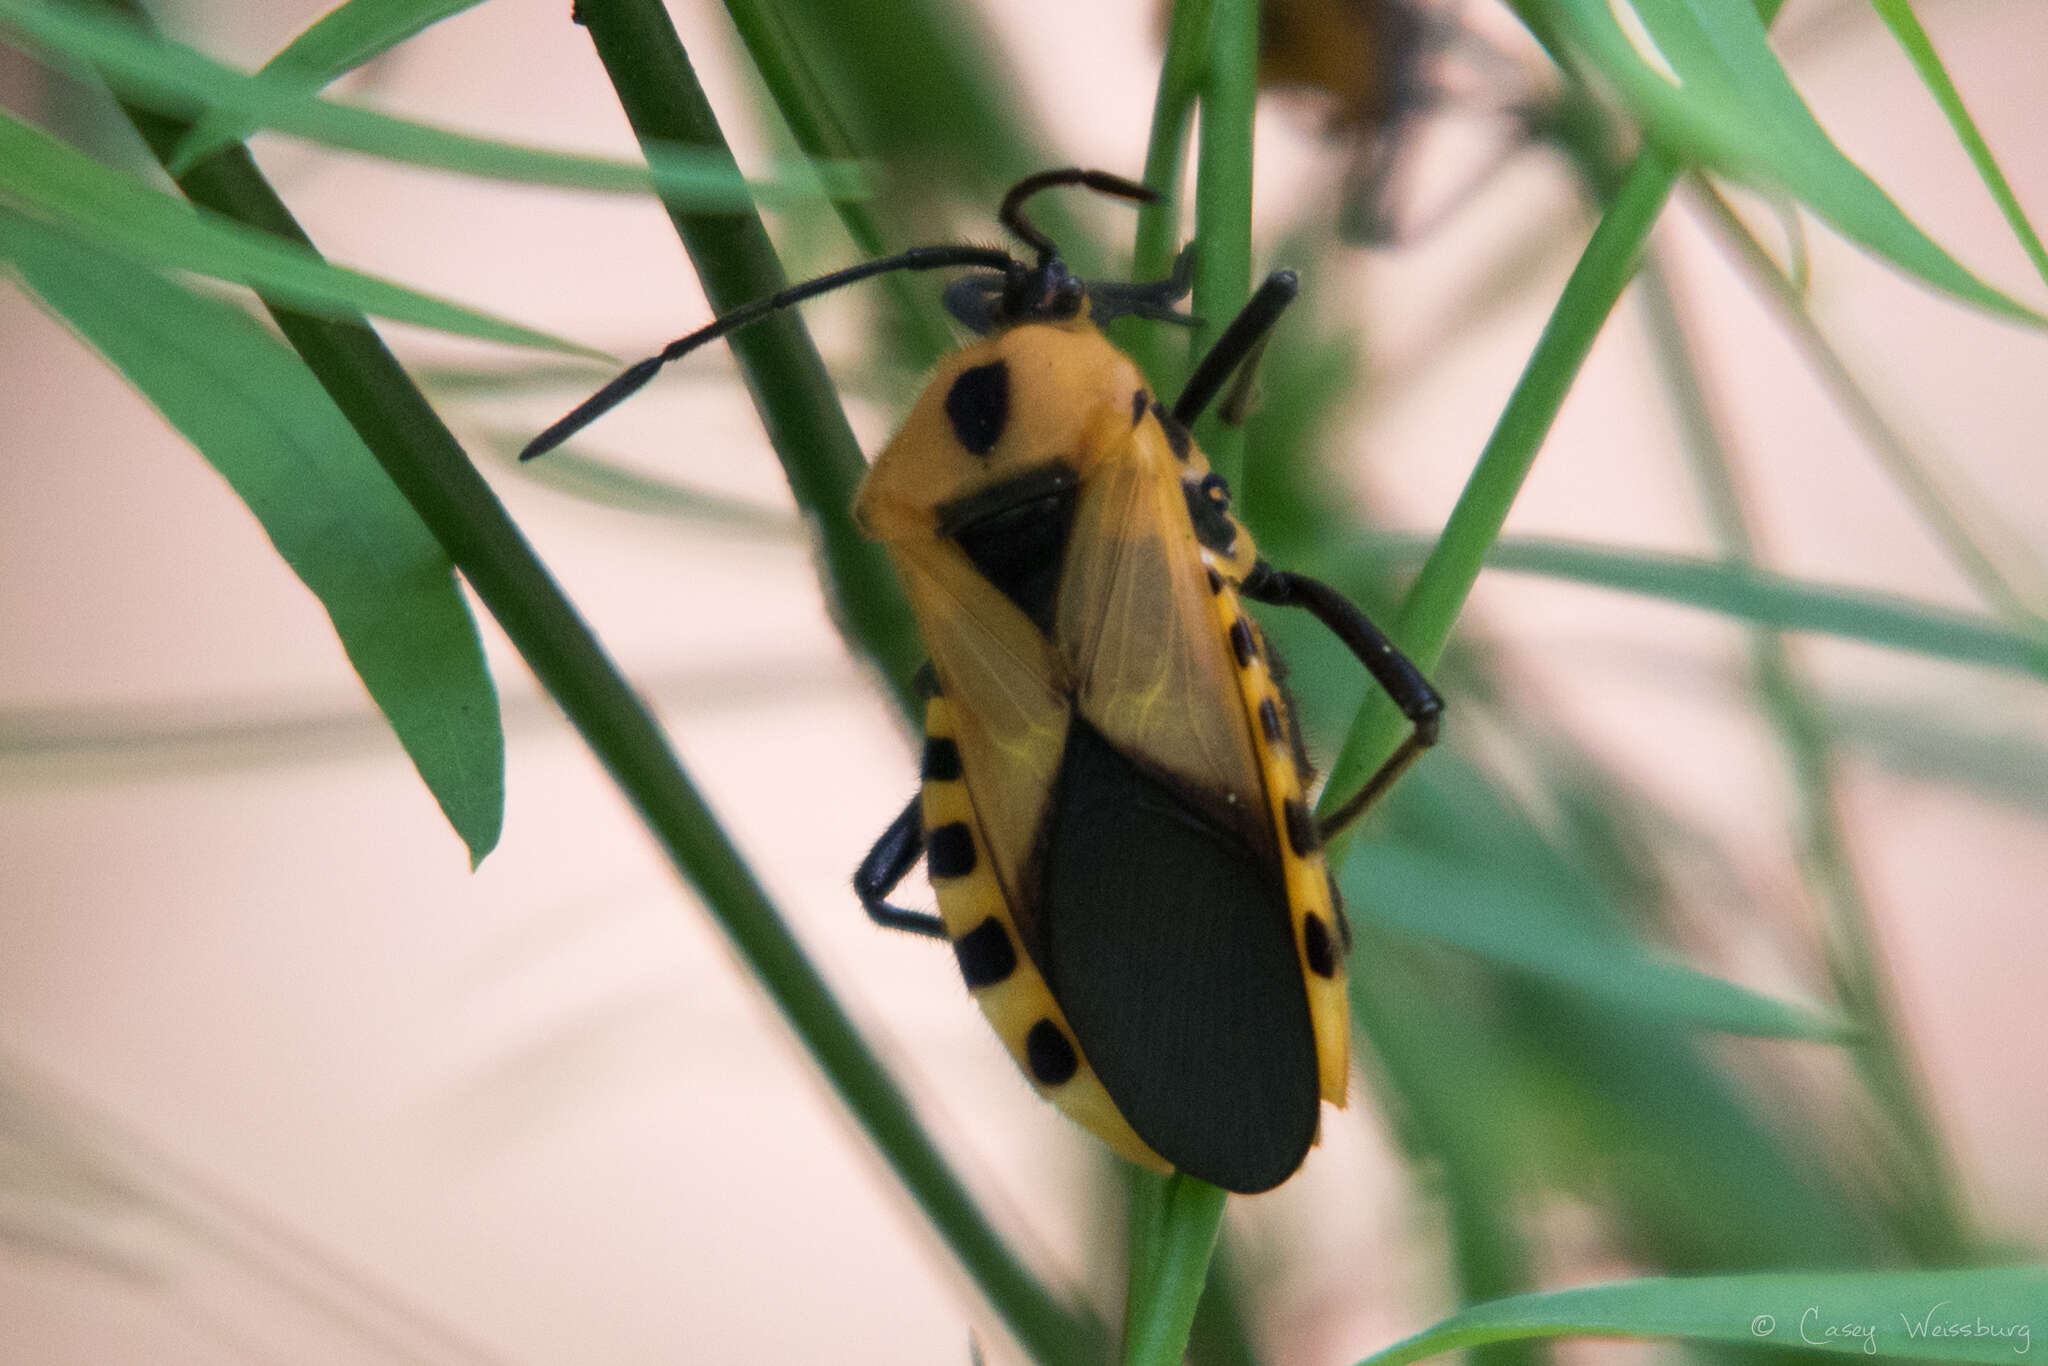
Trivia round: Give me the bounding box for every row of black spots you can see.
[953,915,1017,988]
[1228,617,1258,668]
[1301,911,1338,979]
[927,821,976,878]
[1283,798,1317,857]
[1130,388,1150,427]
[1025,1018,1080,1087]
[921,735,962,783]
[946,361,1009,455]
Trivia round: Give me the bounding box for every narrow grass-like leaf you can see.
[1693,180,2048,628]
[1519,0,2042,322]
[91,13,1097,1355]
[0,0,864,206]
[1831,698,2048,814]
[1639,251,1966,1260]
[1321,148,1683,840]
[0,111,598,355]
[168,0,488,174]
[1869,0,2048,289]
[1343,845,1847,1040]
[1355,1266,2048,1366]
[1,209,503,863]
[1365,535,2048,683]
[473,429,801,536]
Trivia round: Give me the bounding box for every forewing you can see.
[893,537,1068,918]
[1055,429,1269,852]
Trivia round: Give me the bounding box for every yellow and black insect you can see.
[526,170,1443,1194]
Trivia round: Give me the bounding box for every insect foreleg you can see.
[1173,270,1301,427]
[854,794,948,939]
[1238,563,1443,839]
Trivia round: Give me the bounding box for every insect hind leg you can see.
[854,794,947,939]
[1238,564,1443,839]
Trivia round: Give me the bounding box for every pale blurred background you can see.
[2,0,2046,1362]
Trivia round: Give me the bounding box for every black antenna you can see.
[998,167,1155,263]
[521,168,1164,462]
[520,244,1014,461]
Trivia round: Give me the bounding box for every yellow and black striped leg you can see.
[854,795,947,939]
[1239,562,1444,839]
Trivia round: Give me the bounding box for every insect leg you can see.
[854,794,948,939]
[1088,244,1199,326]
[1238,563,1443,839]
[1172,270,1301,427]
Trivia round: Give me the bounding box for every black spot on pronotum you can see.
[1283,799,1317,856]
[1205,566,1224,594]
[1026,1019,1080,1086]
[1130,389,1149,426]
[1150,400,1193,461]
[1229,618,1258,667]
[1302,913,1337,978]
[927,821,977,878]
[954,916,1018,988]
[1258,697,1284,743]
[945,361,1009,455]
[921,736,962,783]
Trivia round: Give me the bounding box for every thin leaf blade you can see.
[168,0,488,173]
[0,111,598,355]
[1522,0,2043,322]
[1356,1267,2048,1366]
[1341,845,1847,1041]
[1,209,505,863]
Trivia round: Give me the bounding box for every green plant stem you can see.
[1118,0,1213,388]
[1189,0,1258,482]
[1121,1175,1229,1366]
[1637,253,1968,1261]
[719,0,954,370]
[1319,147,1683,844]
[1692,180,2048,631]
[90,5,1099,1358]
[575,0,924,721]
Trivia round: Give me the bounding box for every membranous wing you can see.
[1039,420,1319,1194]
[892,535,1068,930]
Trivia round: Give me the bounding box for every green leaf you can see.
[1341,844,1847,1041]
[1522,0,2043,323]
[1355,1266,2048,1366]
[167,0,489,174]
[0,110,596,355]
[1867,0,2048,289]
[0,0,863,205]
[1363,535,2048,683]
[1,209,504,864]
